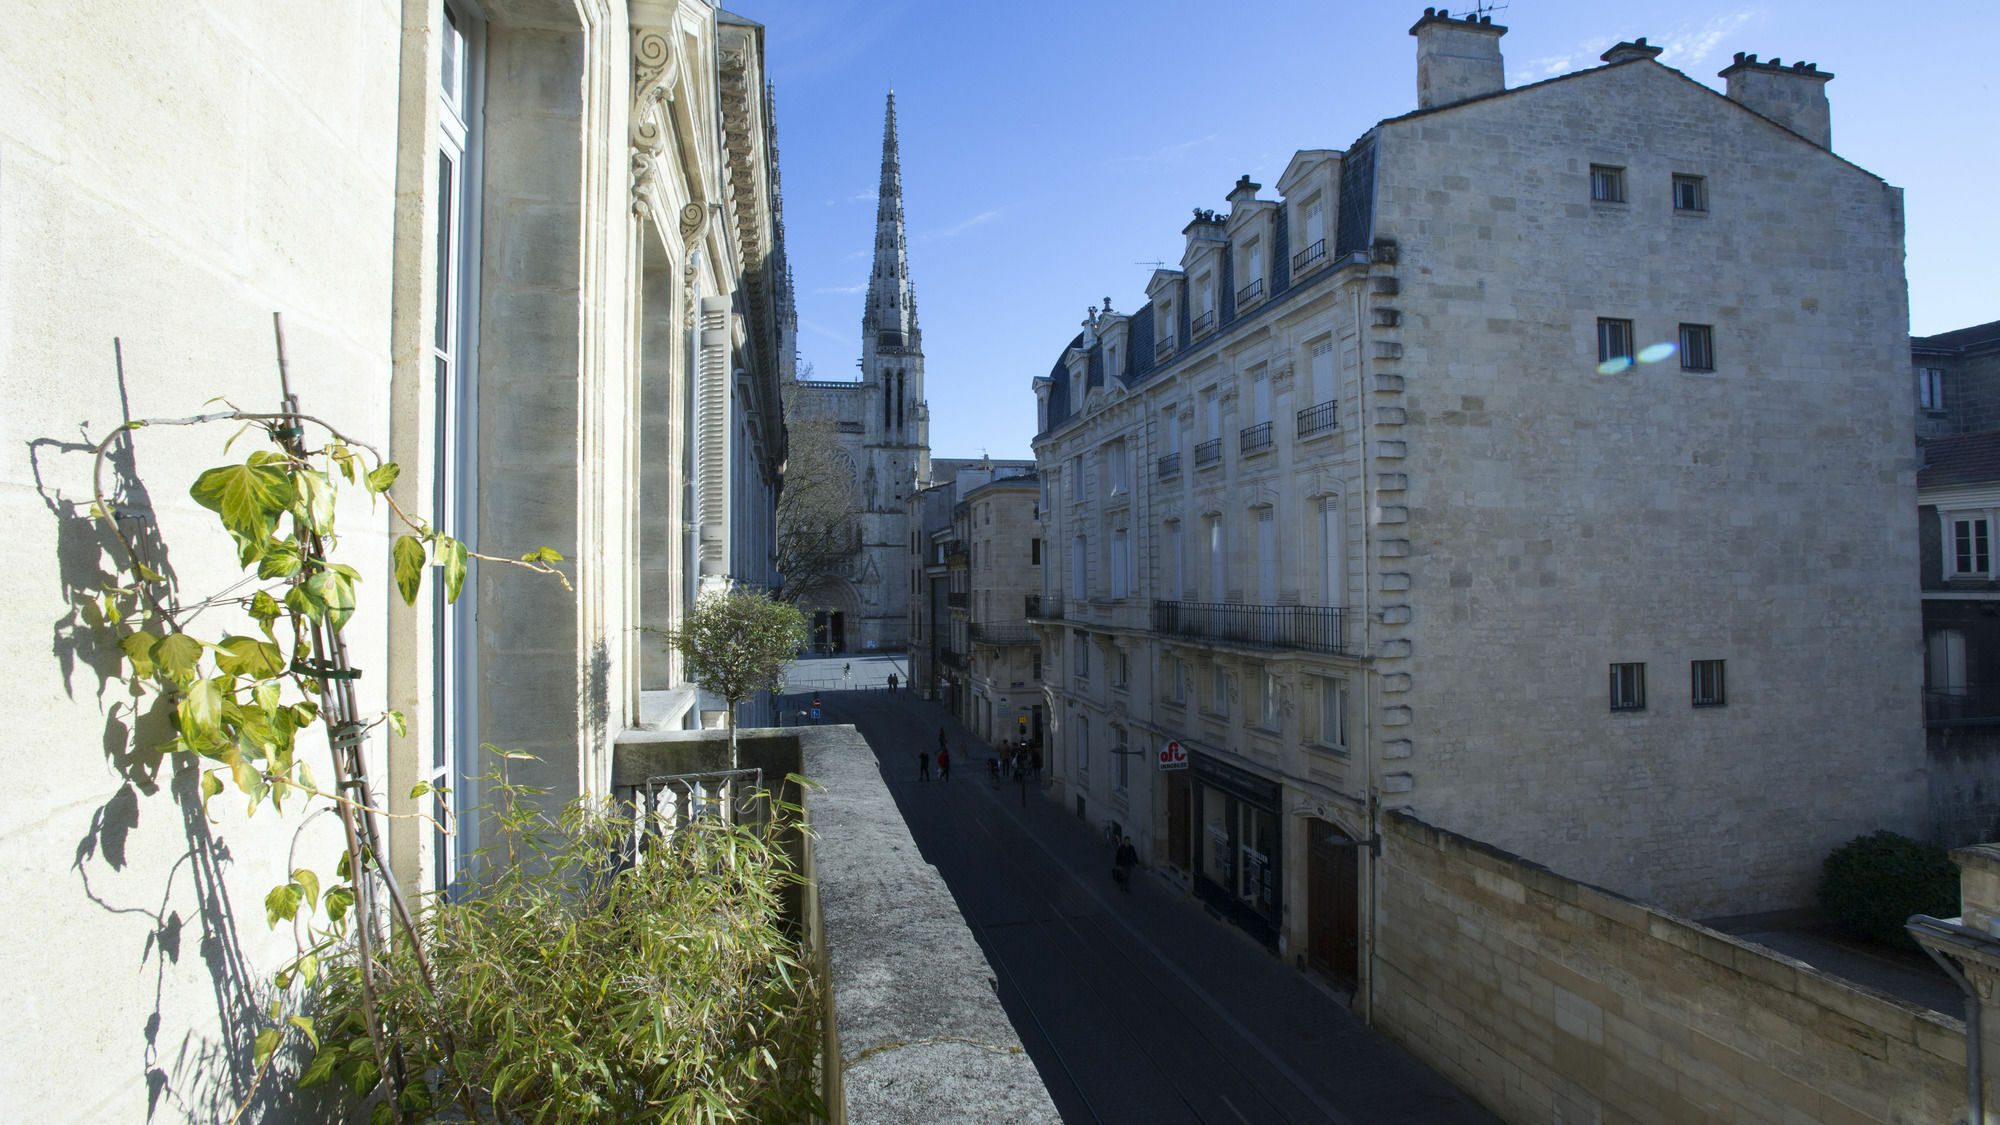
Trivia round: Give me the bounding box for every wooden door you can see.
[1307,821,1359,991]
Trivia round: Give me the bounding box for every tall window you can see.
[1164,519,1183,600]
[1597,318,1634,364]
[1921,367,1946,412]
[1164,654,1186,704]
[432,3,478,894]
[1255,507,1276,604]
[1310,339,1335,407]
[1318,497,1343,606]
[1953,515,1991,577]
[1931,630,1968,697]
[1207,515,1225,601]
[1679,324,1715,372]
[1071,534,1087,596]
[1318,677,1348,748]
[1031,538,1042,565]
[1590,164,1626,203]
[1257,666,1281,729]
[1210,662,1229,715]
[1203,387,1220,442]
[1076,717,1090,775]
[1068,454,1082,501]
[1073,630,1091,682]
[1609,663,1647,712]
[1109,529,1130,599]
[1304,197,1325,249]
[1251,368,1270,426]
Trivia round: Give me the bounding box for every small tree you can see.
[672,585,808,768]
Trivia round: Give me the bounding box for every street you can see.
[806,672,1498,1125]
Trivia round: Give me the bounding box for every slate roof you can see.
[1914,320,2000,354]
[1919,431,2000,489]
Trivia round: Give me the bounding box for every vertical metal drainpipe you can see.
[1352,276,1380,1027]
[1910,914,1992,1125]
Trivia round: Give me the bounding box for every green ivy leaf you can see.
[265,883,302,928]
[297,953,318,988]
[287,1014,318,1050]
[302,569,356,631]
[409,781,432,799]
[327,442,356,483]
[522,546,565,563]
[295,760,318,794]
[365,462,401,495]
[256,538,303,580]
[440,537,468,604]
[368,1095,394,1125]
[324,885,354,927]
[292,868,320,910]
[215,636,286,679]
[386,709,407,738]
[292,469,336,535]
[178,678,225,740]
[248,589,283,621]
[253,1027,282,1067]
[119,630,162,678]
[298,1043,341,1088]
[392,534,426,606]
[292,700,320,727]
[199,770,224,814]
[189,463,294,546]
[155,633,203,686]
[232,754,268,808]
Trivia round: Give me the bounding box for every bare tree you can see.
[776,376,861,603]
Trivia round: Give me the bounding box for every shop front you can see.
[1190,752,1284,949]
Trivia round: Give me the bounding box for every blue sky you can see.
[742,0,1996,462]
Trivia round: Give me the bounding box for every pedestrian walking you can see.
[843,662,852,685]
[937,746,951,781]
[918,749,930,781]
[938,727,948,755]
[887,672,898,693]
[1114,835,1139,893]
[1031,748,1043,780]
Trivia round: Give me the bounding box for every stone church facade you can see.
[788,95,932,652]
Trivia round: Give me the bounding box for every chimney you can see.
[1409,7,1507,110]
[1599,37,1663,65]
[1718,53,1835,148]
[1227,175,1262,206]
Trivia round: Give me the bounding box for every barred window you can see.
[1671,174,1707,212]
[1609,663,1647,711]
[1679,324,1715,372]
[1597,318,1634,363]
[1691,660,1726,707]
[1590,164,1626,203]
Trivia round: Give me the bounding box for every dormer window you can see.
[1193,274,1216,337]
[1238,238,1264,306]
[1946,510,1995,580]
[1296,196,1327,274]
[1157,300,1176,358]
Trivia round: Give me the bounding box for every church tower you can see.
[860,93,930,497]
[847,92,929,650]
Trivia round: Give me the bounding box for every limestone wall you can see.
[1374,812,1963,1124]
[1374,59,1925,917]
[0,3,406,1118]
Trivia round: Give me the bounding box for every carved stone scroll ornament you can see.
[630,28,677,217]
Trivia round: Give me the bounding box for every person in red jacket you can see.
[937,746,951,782]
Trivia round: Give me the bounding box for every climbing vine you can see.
[88,375,568,1119]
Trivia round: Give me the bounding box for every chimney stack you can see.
[1599,37,1664,65]
[1409,7,1508,110]
[1718,53,1835,148]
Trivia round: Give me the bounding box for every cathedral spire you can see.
[863,92,916,349]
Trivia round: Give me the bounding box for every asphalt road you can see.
[813,685,1499,1125]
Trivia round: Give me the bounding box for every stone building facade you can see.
[785,95,931,652]
[906,458,1035,707]
[956,475,1045,747]
[1914,320,2000,441]
[2,2,788,1117]
[1032,11,1922,980]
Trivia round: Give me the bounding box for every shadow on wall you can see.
[29,340,343,1122]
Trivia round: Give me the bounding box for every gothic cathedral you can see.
[786,94,930,651]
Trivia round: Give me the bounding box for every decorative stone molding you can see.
[630,27,679,219]
[1381,739,1414,759]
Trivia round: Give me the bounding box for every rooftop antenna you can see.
[1133,259,1166,270]
[1468,0,1508,18]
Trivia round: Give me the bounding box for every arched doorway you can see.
[796,578,861,656]
[1306,819,1361,991]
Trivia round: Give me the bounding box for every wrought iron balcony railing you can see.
[1191,310,1216,337]
[969,623,1038,646]
[1926,689,2000,726]
[1156,451,1181,478]
[1193,438,1222,468]
[1236,278,1264,306]
[1292,239,1327,274]
[1026,594,1064,620]
[1297,399,1339,438]
[1239,421,1274,455]
[938,648,966,671]
[1151,599,1352,656]
[1156,335,1176,360]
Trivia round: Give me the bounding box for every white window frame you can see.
[1318,676,1348,749]
[1109,528,1130,600]
[1257,666,1281,730]
[1921,367,1946,412]
[1945,510,1995,579]
[1255,506,1276,605]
